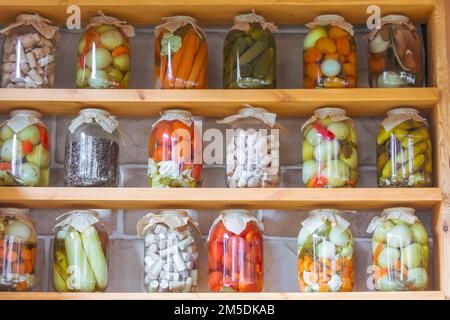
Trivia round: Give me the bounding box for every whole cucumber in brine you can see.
[239,39,270,65]
[81,226,108,290]
[253,47,274,79]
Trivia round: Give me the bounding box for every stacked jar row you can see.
[0,12,425,89]
[0,207,430,293]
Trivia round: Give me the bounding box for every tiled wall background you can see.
[0,25,434,292]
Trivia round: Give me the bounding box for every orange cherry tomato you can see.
[152,146,171,162]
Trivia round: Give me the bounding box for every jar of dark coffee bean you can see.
[64,108,120,187]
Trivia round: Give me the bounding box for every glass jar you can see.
[368,207,429,291]
[154,16,207,89]
[0,110,50,186]
[137,210,200,292]
[52,210,109,292]
[302,108,358,188]
[303,15,356,88]
[0,208,37,291]
[368,15,424,88]
[64,108,120,187]
[223,13,277,89]
[377,108,432,187]
[208,210,263,292]
[148,110,202,187]
[218,106,280,188]
[297,209,354,292]
[76,14,134,89]
[0,14,59,88]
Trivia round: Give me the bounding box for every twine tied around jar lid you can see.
[68,108,120,135]
[217,104,283,129]
[0,13,60,40]
[152,109,193,128]
[381,107,427,132]
[368,14,415,40]
[232,10,277,32]
[306,14,354,36]
[207,209,263,240]
[301,208,352,235]
[53,209,100,233]
[301,107,352,133]
[85,10,135,37]
[155,15,203,38]
[136,210,200,236]
[2,109,43,133]
[367,207,417,234]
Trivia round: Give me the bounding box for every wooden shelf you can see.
[0,88,438,117]
[0,291,444,300]
[0,187,442,210]
[0,0,436,25]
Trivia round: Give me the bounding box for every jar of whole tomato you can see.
[304,15,356,88]
[0,208,37,291]
[147,110,202,187]
[208,209,263,292]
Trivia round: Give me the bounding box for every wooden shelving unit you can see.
[0,0,449,300]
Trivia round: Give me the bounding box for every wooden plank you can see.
[0,88,438,117]
[427,0,450,299]
[0,187,442,210]
[0,0,436,25]
[0,291,444,300]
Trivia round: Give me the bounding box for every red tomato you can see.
[209,271,223,292]
[208,244,224,272]
[238,281,261,293]
[152,146,171,162]
[192,164,202,181]
[223,273,240,291]
[210,222,227,244]
[155,121,173,146]
[22,141,34,155]
[0,162,12,170]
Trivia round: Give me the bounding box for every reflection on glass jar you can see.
[52,210,109,292]
[368,15,424,88]
[137,210,200,292]
[223,12,277,89]
[0,14,59,88]
[302,108,358,188]
[377,108,432,187]
[303,15,356,89]
[0,110,50,186]
[368,207,429,291]
[154,16,207,89]
[297,209,354,292]
[76,14,134,89]
[0,208,37,291]
[208,210,263,292]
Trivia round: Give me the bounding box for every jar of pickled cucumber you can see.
[368,15,424,88]
[297,209,354,292]
[367,207,429,291]
[0,208,37,291]
[217,106,281,188]
[137,210,200,292]
[208,210,263,292]
[223,12,277,89]
[304,15,356,88]
[76,13,135,89]
[0,110,50,186]
[148,110,202,187]
[0,13,59,88]
[302,108,358,188]
[52,210,109,292]
[154,16,207,89]
[377,108,432,187]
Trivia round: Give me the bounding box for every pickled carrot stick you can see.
[185,41,207,88]
[173,29,200,88]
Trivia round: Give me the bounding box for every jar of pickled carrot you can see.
[303,15,356,88]
[208,209,263,292]
[297,209,354,292]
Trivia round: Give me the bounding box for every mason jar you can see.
[137,210,201,292]
[52,210,109,292]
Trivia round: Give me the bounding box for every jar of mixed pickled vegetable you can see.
[64,108,120,187]
[297,209,354,292]
[52,210,109,292]
[217,106,280,188]
[208,209,263,292]
[368,207,429,291]
[302,108,358,188]
[0,13,59,88]
[377,108,432,187]
[223,12,277,89]
[304,15,356,88]
[154,16,207,89]
[368,15,424,88]
[0,208,36,291]
[137,210,200,292]
[0,110,50,186]
[76,13,134,89]
[148,110,202,187]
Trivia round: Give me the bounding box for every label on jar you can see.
[137,211,200,236]
[53,210,100,233]
[4,111,42,133]
[208,211,262,239]
[301,210,350,235]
